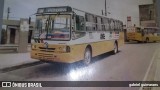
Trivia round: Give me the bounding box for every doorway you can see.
[10,28,16,44]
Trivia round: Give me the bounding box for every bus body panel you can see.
[31,6,124,63]
[31,40,122,63]
[31,44,87,63]
[31,32,124,63]
[127,32,143,41]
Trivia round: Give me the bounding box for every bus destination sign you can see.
[37,6,72,14]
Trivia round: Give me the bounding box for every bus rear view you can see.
[127,27,144,42]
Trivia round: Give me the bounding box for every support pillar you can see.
[18,19,29,53]
[6,28,10,44]
[0,0,4,44]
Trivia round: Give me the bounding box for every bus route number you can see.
[100,33,105,40]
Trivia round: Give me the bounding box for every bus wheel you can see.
[146,38,149,43]
[83,48,92,65]
[113,42,118,54]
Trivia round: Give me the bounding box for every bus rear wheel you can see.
[83,48,92,65]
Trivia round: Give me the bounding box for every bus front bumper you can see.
[31,51,76,63]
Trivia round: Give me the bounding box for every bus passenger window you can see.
[93,24,96,31]
[141,29,145,36]
[110,20,114,31]
[105,18,109,31]
[97,17,102,31]
[114,21,118,31]
[85,14,89,22]
[95,17,98,23]
[117,22,120,31]
[76,15,85,31]
[102,25,105,31]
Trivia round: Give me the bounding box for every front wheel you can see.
[83,48,92,65]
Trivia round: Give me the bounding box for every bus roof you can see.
[37,6,72,14]
[36,6,123,23]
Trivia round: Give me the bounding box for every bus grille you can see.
[38,53,53,60]
[39,47,55,52]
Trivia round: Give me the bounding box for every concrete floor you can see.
[0,43,160,90]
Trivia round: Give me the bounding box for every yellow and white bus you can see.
[31,6,124,65]
[127,27,160,43]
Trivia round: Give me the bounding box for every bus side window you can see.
[76,15,80,30]
[144,29,148,34]
[101,18,105,31]
[115,21,118,31]
[80,16,85,30]
[85,13,96,31]
[105,18,110,31]
[118,21,122,31]
[76,15,85,31]
[94,17,98,31]
[97,17,102,31]
[85,14,89,22]
[110,19,114,31]
[141,29,144,36]
[120,22,122,31]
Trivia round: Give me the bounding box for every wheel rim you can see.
[84,49,91,64]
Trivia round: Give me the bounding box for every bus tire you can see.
[146,38,149,43]
[83,48,92,65]
[112,42,118,54]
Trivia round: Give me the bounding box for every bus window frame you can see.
[104,18,110,31]
[75,15,85,31]
[35,13,72,41]
[109,19,115,31]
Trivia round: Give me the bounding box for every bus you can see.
[31,6,124,65]
[127,27,160,43]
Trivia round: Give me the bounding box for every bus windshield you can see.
[34,14,71,40]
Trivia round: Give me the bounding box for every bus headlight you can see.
[31,44,37,49]
[59,46,71,53]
